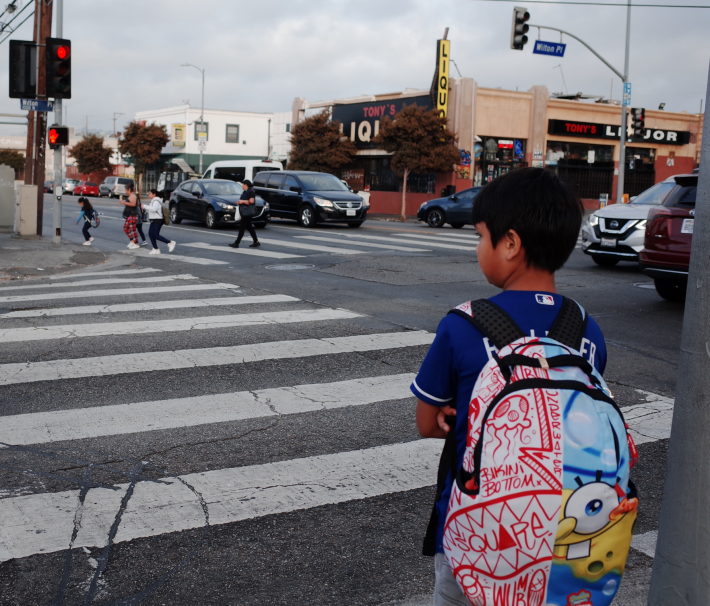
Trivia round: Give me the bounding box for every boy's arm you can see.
[416,400,457,439]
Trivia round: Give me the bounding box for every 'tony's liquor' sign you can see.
[548,119,691,145]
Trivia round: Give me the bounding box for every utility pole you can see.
[112,112,124,137]
[52,0,63,244]
[647,59,710,604]
[181,63,205,173]
[616,0,631,205]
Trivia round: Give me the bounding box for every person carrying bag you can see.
[229,180,260,249]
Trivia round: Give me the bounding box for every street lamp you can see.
[181,63,205,174]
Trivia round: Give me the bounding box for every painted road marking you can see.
[120,250,229,265]
[49,268,162,279]
[0,330,434,385]
[394,232,480,245]
[0,374,415,445]
[622,389,675,446]
[0,308,361,343]
[0,274,197,292]
[0,283,240,304]
[0,439,441,563]
[293,235,431,253]
[255,238,367,255]
[341,233,477,252]
[182,241,303,260]
[0,294,298,319]
[631,530,657,558]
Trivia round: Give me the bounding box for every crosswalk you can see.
[0,262,671,602]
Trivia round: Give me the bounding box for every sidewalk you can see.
[0,232,110,281]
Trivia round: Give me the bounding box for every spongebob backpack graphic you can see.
[442,298,639,606]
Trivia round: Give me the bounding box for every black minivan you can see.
[253,170,368,227]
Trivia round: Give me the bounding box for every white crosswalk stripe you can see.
[49,268,162,279]
[120,250,230,265]
[393,232,480,245]
[0,282,239,304]
[341,233,477,251]
[0,294,298,318]
[0,274,197,292]
[183,241,303,259]
[256,237,367,255]
[293,235,431,252]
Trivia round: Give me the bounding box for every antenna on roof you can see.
[443,27,449,40]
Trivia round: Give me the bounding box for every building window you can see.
[194,122,209,141]
[285,123,291,133]
[474,137,527,185]
[226,124,240,143]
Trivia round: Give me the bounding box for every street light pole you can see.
[616,0,632,205]
[181,63,205,174]
[112,112,124,137]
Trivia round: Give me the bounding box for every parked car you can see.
[43,180,54,193]
[416,186,483,228]
[99,176,135,198]
[580,177,678,266]
[63,178,80,194]
[639,173,698,301]
[201,159,282,182]
[72,181,99,197]
[169,179,270,229]
[253,170,368,227]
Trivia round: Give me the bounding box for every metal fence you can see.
[623,170,656,197]
[553,165,614,200]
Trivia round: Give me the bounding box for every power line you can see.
[0,8,34,45]
[469,0,710,7]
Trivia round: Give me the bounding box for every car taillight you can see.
[645,207,672,243]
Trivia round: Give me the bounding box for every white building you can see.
[134,105,285,174]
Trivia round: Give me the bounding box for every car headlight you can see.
[314,197,334,208]
[216,202,233,210]
[419,202,428,210]
[635,220,647,230]
[587,214,599,227]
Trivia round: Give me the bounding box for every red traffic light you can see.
[56,45,70,60]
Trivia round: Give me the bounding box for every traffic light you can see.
[510,6,530,50]
[48,125,69,149]
[45,37,71,99]
[8,40,36,99]
[631,107,646,140]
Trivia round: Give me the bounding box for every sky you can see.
[0,0,707,137]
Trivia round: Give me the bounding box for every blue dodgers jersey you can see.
[411,291,607,554]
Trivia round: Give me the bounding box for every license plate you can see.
[681,219,694,234]
[601,238,616,248]
[346,209,356,216]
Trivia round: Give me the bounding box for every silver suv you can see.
[99,176,135,198]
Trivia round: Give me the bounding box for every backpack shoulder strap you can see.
[547,296,588,351]
[448,299,525,350]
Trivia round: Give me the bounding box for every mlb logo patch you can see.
[535,294,555,306]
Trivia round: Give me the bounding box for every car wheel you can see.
[170,204,183,224]
[205,208,217,229]
[450,222,465,229]
[426,208,445,228]
[298,204,316,228]
[591,255,619,267]
[347,222,363,228]
[654,279,686,302]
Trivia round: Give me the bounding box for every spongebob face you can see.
[553,475,638,581]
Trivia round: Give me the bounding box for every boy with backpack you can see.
[413,168,638,606]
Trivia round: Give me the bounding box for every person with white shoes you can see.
[76,197,97,246]
[121,184,141,249]
[145,189,176,255]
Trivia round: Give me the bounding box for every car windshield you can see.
[202,181,242,196]
[298,174,350,192]
[631,181,676,205]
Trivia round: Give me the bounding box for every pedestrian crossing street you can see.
[0,264,669,601]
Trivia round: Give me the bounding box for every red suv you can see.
[639,173,698,301]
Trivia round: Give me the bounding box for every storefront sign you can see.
[332,95,431,149]
[547,119,690,145]
[532,41,566,57]
[436,39,450,119]
[171,123,186,147]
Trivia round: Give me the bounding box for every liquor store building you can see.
[292,81,702,215]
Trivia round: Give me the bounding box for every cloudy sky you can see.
[0,0,707,137]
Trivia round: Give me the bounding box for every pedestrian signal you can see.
[631,107,645,140]
[510,6,530,50]
[48,125,69,149]
[45,37,71,99]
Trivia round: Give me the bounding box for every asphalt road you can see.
[0,195,681,605]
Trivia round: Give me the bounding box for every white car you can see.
[581,177,678,267]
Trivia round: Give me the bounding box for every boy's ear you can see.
[504,229,526,261]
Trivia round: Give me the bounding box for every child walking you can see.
[76,197,97,246]
[144,189,176,255]
[412,168,636,606]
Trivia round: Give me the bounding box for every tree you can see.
[68,135,114,176]
[0,149,25,173]
[374,105,460,220]
[118,121,169,191]
[289,110,357,174]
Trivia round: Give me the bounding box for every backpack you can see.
[161,203,171,226]
[441,298,638,606]
[90,210,100,228]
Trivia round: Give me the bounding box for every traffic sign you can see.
[623,82,632,106]
[21,99,54,112]
[198,140,206,150]
[532,40,566,57]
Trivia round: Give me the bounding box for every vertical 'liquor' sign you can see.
[436,39,450,121]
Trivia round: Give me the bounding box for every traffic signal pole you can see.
[52,0,63,244]
[647,59,710,604]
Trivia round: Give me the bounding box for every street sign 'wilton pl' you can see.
[532,40,566,57]
[20,99,54,112]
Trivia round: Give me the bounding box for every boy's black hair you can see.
[471,167,583,273]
